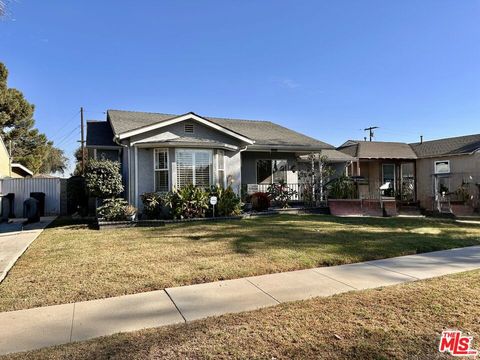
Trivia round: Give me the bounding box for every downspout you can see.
[238,145,249,195]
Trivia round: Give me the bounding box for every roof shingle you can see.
[410,134,480,157]
[338,141,417,159]
[106,109,334,149]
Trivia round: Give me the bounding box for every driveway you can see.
[0,217,56,283]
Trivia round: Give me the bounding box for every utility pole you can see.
[80,107,85,175]
[364,126,379,142]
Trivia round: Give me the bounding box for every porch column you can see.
[356,160,361,176]
[171,148,176,191]
[134,146,139,208]
[319,158,324,201]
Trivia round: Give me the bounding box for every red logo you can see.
[439,330,478,357]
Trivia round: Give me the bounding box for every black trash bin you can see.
[23,197,40,223]
[30,192,46,217]
[4,193,15,218]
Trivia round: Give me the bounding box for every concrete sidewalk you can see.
[0,217,56,284]
[0,245,479,355]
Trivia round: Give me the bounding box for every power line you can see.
[364,126,379,141]
[55,125,80,147]
[50,109,80,141]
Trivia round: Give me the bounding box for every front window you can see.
[256,159,287,184]
[382,164,395,196]
[154,149,169,192]
[435,160,450,174]
[217,150,225,187]
[176,149,212,188]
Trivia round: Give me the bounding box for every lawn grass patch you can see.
[0,214,479,312]
[3,269,479,359]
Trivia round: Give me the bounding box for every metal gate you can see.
[0,178,61,217]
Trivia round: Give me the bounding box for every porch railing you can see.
[241,183,306,202]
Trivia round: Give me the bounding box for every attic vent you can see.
[184,123,194,134]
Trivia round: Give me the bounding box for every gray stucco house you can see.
[86,109,352,209]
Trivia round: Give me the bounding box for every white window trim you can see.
[175,148,213,188]
[154,148,170,192]
[381,163,396,190]
[434,160,450,174]
[217,150,225,187]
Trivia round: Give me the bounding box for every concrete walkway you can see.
[0,245,479,356]
[0,217,56,284]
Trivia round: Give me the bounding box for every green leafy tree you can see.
[85,159,124,198]
[72,146,87,176]
[0,62,67,174]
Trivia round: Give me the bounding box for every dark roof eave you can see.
[246,144,334,152]
[415,150,480,159]
[358,156,417,160]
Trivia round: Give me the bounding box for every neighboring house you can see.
[10,163,33,178]
[336,134,480,215]
[410,134,480,213]
[0,136,11,178]
[338,140,418,202]
[86,109,351,209]
[0,135,34,179]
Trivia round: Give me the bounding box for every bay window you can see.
[176,149,212,188]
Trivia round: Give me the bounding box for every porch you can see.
[346,159,417,202]
[240,150,354,203]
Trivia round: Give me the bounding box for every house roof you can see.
[410,134,480,157]
[106,109,334,150]
[338,140,417,159]
[298,149,356,162]
[11,163,33,176]
[86,121,118,147]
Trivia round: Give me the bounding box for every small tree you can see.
[299,153,334,206]
[85,159,124,198]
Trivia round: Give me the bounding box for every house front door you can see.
[400,163,415,202]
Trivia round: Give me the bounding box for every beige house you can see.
[0,136,12,178]
[337,134,480,215]
[411,134,480,214]
[338,140,417,202]
[0,136,34,179]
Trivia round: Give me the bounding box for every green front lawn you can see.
[0,215,479,312]
[4,269,480,359]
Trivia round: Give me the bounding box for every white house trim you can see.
[134,146,139,207]
[11,163,33,176]
[116,113,255,144]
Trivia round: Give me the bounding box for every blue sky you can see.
[1,0,479,174]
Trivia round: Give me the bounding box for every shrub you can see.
[211,186,242,216]
[267,180,297,208]
[140,192,164,219]
[97,198,136,221]
[327,176,357,199]
[164,185,209,219]
[250,192,270,212]
[85,159,124,198]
